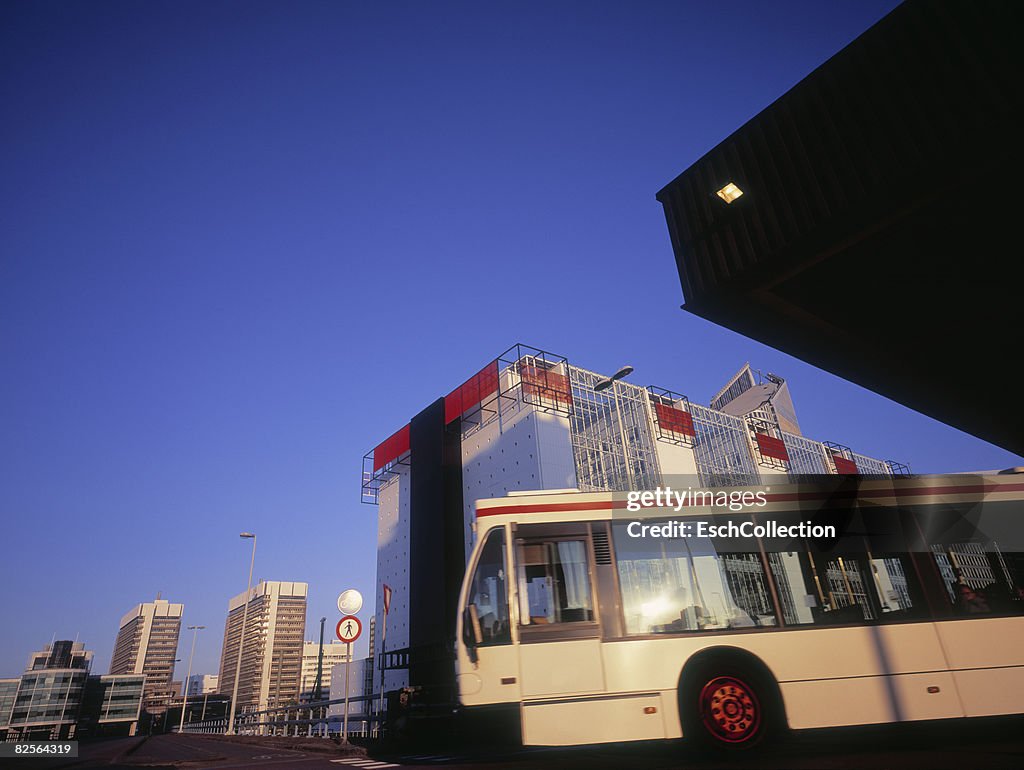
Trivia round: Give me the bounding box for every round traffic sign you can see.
[337,589,363,615]
[336,615,362,644]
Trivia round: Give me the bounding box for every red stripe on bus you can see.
[475,482,1024,517]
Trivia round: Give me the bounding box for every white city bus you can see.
[454,473,1024,748]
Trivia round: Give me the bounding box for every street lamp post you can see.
[178,625,205,734]
[594,365,636,487]
[158,660,180,736]
[226,532,257,735]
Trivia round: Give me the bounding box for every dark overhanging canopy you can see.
[657,0,1022,458]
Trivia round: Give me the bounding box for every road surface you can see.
[22,716,1024,769]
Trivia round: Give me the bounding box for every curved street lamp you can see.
[593,365,634,392]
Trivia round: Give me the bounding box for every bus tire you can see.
[679,654,781,750]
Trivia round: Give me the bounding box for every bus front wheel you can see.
[680,658,778,750]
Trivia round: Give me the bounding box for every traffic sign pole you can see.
[334,613,361,743]
[342,641,351,743]
[378,584,392,733]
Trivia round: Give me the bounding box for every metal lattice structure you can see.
[689,404,760,487]
[647,386,696,448]
[851,453,891,477]
[498,344,573,418]
[781,431,830,477]
[885,460,912,476]
[361,445,409,505]
[568,367,661,492]
[745,416,789,471]
[823,441,858,475]
[360,344,909,503]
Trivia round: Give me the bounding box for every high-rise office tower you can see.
[217,581,307,713]
[109,597,183,714]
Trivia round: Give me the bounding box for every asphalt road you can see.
[21,717,1024,770]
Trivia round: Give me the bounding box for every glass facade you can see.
[0,679,20,729]
[82,675,144,724]
[8,670,88,737]
[1,644,145,740]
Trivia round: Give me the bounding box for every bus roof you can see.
[474,473,1024,531]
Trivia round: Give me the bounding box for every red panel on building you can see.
[444,361,500,424]
[755,433,789,462]
[520,366,572,405]
[832,454,858,474]
[373,424,410,472]
[654,402,696,437]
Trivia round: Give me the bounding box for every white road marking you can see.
[330,757,400,768]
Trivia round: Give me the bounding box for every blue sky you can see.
[1,0,1018,679]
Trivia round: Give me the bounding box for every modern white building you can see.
[328,657,372,732]
[299,641,350,702]
[360,344,907,700]
[185,674,218,697]
[109,596,183,714]
[217,581,307,713]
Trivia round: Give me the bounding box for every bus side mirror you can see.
[462,607,478,663]
[463,605,483,658]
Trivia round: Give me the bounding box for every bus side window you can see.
[767,550,920,624]
[612,520,766,634]
[755,509,928,626]
[466,529,511,646]
[516,539,594,625]
[919,501,1024,617]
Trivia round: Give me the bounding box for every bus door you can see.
[457,525,520,708]
[512,522,605,700]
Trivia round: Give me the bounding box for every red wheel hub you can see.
[699,675,761,743]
